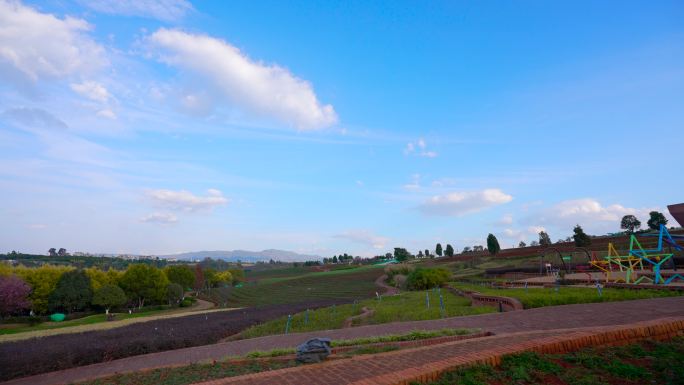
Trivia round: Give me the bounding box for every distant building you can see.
[668,203,684,227]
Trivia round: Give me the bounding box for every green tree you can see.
[48,270,93,313]
[620,215,641,233]
[119,264,169,309]
[393,247,411,262]
[166,283,184,305]
[92,284,127,314]
[406,268,452,290]
[647,211,668,230]
[14,265,71,314]
[486,234,501,255]
[417,250,424,258]
[435,243,443,257]
[445,244,454,257]
[332,255,338,263]
[228,269,245,286]
[164,265,195,290]
[538,231,552,246]
[573,225,592,247]
[518,241,527,247]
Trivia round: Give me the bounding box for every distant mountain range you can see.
[159,249,320,262]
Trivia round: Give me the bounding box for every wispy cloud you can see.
[140,212,178,224]
[333,230,389,250]
[418,189,513,216]
[146,188,228,212]
[404,138,438,158]
[78,0,193,21]
[147,28,338,130]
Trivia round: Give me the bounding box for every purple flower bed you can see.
[0,299,346,381]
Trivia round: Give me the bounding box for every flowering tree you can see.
[0,275,32,317]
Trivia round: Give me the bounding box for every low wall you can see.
[447,287,524,311]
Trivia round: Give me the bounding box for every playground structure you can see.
[542,225,684,285]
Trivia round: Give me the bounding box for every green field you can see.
[222,266,385,307]
[241,290,494,338]
[419,337,684,385]
[450,283,682,309]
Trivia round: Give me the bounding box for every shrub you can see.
[179,299,192,307]
[407,268,451,290]
[393,274,408,290]
[384,264,415,279]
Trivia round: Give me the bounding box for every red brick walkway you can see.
[198,317,684,385]
[4,296,684,385]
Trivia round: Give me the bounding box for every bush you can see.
[179,299,192,307]
[384,264,415,279]
[407,268,452,290]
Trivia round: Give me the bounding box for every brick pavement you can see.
[198,317,684,385]
[3,296,684,385]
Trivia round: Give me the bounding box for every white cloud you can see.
[146,188,228,212]
[140,212,178,224]
[0,1,105,85]
[403,173,421,191]
[334,230,389,250]
[419,188,513,216]
[531,198,674,235]
[97,109,117,119]
[497,214,514,225]
[404,138,438,158]
[147,28,338,130]
[79,0,193,21]
[71,81,110,102]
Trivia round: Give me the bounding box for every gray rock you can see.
[296,338,332,363]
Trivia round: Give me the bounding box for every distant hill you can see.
[159,249,320,262]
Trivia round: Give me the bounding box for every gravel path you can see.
[4,296,684,385]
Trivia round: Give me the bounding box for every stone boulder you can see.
[296,338,332,363]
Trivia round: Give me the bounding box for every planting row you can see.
[0,299,346,381]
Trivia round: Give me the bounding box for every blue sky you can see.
[1,0,682,257]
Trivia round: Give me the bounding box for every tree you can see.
[394,247,411,262]
[647,211,668,230]
[193,264,205,291]
[445,244,454,257]
[48,248,57,257]
[119,264,169,309]
[417,250,424,258]
[332,255,338,264]
[166,283,184,305]
[214,271,233,286]
[0,275,32,318]
[48,270,93,313]
[538,231,552,246]
[573,225,592,247]
[486,234,501,255]
[92,284,127,314]
[435,243,443,257]
[462,246,472,253]
[164,265,195,290]
[518,241,527,248]
[620,215,641,233]
[14,265,71,314]
[228,269,245,286]
[530,240,539,246]
[57,248,67,257]
[424,249,430,258]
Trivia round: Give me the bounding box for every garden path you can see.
[3,296,684,385]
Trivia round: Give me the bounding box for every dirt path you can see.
[375,274,399,295]
[4,296,684,385]
[0,299,221,343]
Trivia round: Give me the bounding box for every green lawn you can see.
[450,282,681,309]
[417,337,684,385]
[0,306,178,335]
[240,290,494,338]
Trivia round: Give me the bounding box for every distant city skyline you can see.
[1,1,682,256]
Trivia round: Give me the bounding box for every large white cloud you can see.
[0,0,105,84]
[419,189,513,216]
[333,230,389,250]
[147,28,338,130]
[146,188,228,212]
[532,198,674,235]
[79,0,193,21]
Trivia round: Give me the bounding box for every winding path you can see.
[4,296,684,385]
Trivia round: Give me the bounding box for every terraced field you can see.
[225,266,385,307]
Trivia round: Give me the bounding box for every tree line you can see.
[0,263,244,318]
